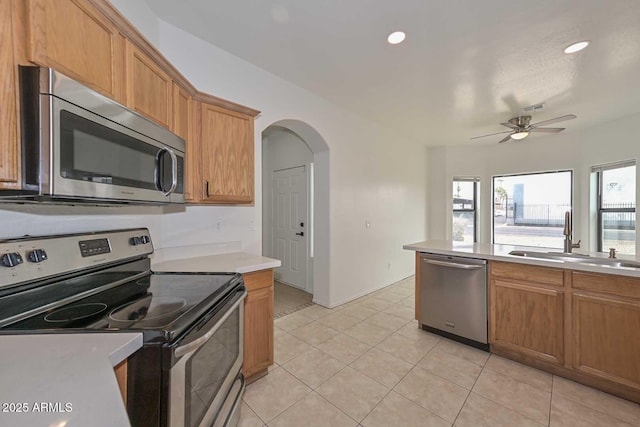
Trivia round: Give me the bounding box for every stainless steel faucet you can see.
[563,211,581,253]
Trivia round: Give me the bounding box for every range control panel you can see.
[0,228,153,289]
[79,238,111,257]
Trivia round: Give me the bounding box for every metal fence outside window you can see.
[507,202,636,229]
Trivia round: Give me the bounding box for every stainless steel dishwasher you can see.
[419,252,488,350]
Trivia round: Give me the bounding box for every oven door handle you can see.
[174,290,247,358]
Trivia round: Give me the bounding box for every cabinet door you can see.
[27,0,125,101]
[243,286,274,379]
[573,293,640,389]
[490,279,564,364]
[172,82,191,142]
[125,42,172,128]
[184,101,202,202]
[0,0,19,187]
[200,103,254,203]
[114,359,127,404]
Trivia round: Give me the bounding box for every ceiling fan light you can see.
[564,40,590,54]
[510,131,529,140]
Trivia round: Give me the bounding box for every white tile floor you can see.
[240,276,640,427]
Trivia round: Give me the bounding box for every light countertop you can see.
[0,332,142,427]
[152,252,281,274]
[403,240,640,278]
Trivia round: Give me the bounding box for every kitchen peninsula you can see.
[404,240,640,404]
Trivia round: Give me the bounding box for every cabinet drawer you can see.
[490,261,564,287]
[572,271,640,300]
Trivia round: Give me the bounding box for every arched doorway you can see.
[261,120,330,309]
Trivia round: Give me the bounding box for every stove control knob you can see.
[1,252,24,267]
[129,237,142,246]
[140,236,150,244]
[27,249,48,263]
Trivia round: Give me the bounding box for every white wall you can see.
[0,2,428,307]
[428,113,640,254]
[146,19,428,306]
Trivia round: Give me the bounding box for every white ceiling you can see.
[143,0,640,146]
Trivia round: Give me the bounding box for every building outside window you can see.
[453,178,478,246]
[493,171,572,249]
[593,161,636,255]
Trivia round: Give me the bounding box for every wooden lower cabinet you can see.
[242,269,274,382]
[571,270,640,393]
[114,359,127,404]
[490,278,564,365]
[490,261,640,403]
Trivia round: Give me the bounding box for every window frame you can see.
[593,160,636,253]
[491,169,573,248]
[452,177,479,244]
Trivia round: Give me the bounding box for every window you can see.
[593,161,636,255]
[453,178,478,246]
[493,171,572,249]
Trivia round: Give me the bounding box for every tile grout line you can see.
[549,375,554,426]
[265,280,420,425]
[462,363,550,426]
[451,362,486,426]
[552,375,640,425]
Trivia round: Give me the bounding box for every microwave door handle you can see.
[167,148,178,196]
[157,148,178,196]
[174,291,247,358]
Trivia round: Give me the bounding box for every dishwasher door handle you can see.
[422,259,484,270]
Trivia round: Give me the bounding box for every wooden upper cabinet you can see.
[200,102,254,204]
[27,0,125,101]
[0,0,20,187]
[172,83,197,201]
[125,41,173,129]
[172,83,192,141]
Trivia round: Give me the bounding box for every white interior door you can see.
[272,166,308,289]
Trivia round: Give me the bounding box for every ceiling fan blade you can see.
[500,122,520,130]
[529,127,565,133]
[530,114,577,127]
[498,134,513,143]
[470,130,513,140]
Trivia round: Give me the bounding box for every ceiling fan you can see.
[470,114,577,143]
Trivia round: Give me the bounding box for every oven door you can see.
[169,288,246,427]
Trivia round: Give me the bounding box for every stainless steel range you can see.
[0,228,246,427]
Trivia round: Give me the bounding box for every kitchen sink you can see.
[508,250,590,263]
[508,250,640,269]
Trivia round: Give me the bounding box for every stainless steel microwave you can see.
[2,66,185,205]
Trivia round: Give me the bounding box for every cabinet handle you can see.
[205,180,210,198]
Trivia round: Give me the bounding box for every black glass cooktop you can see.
[0,268,243,343]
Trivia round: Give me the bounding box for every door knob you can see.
[295,232,304,236]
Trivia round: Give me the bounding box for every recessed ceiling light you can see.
[387,31,406,45]
[564,40,590,54]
